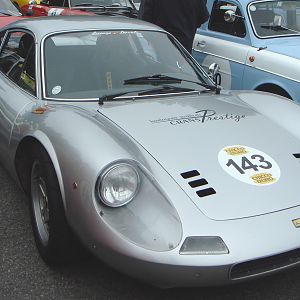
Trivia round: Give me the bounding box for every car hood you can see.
[265,38,300,60]
[96,91,300,221]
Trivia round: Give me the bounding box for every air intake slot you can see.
[181,169,216,198]
[196,188,216,198]
[293,153,300,159]
[181,170,200,179]
[188,178,208,188]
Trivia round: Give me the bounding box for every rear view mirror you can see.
[208,63,221,86]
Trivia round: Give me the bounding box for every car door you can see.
[193,0,251,90]
[0,30,36,168]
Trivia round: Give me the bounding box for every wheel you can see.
[29,146,85,265]
[257,85,292,100]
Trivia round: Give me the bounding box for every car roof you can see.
[3,15,163,40]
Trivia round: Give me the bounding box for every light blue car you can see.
[193,0,300,102]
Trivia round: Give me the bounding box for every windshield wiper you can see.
[98,86,197,105]
[124,74,182,85]
[124,74,221,94]
[261,25,300,34]
[137,85,196,96]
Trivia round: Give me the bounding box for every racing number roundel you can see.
[218,145,280,186]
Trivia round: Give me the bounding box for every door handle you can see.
[197,41,206,48]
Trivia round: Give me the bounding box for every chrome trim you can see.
[193,48,245,65]
[0,29,39,100]
[248,65,300,84]
[41,28,167,101]
[43,91,200,102]
[113,90,201,100]
[0,31,9,52]
[97,162,140,208]
[247,0,300,39]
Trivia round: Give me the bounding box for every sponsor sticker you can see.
[106,72,112,90]
[293,218,300,228]
[149,110,245,126]
[218,145,280,186]
[52,85,62,95]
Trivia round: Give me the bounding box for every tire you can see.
[257,85,292,100]
[29,146,85,265]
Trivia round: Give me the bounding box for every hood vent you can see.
[180,170,216,198]
[293,153,300,159]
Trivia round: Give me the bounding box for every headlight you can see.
[98,163,139,207]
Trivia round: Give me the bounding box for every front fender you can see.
[11,103,152,212]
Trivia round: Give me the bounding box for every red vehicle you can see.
[21,0,138,18]
[0,0,23,27]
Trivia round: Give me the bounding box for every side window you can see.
[208,1,246,37]
[0,32,36,95]
[18,45,36,94]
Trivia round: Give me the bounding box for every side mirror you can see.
[208,63,221,86]
[208,63,220,79]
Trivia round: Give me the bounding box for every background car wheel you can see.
[257,84,292,100]
[29,146,86,265]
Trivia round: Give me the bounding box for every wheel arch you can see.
[255,83,292,100]
[14,132,66,207]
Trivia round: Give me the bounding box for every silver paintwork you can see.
[1,16,300,287]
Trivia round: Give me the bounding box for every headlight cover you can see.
[95,160,182,252]
[98,163,139,207]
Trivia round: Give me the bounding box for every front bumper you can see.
[69,200,300,288]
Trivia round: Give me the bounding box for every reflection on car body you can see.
[1,16,300,288]
[0,0,23,27]
[193,0,300,102]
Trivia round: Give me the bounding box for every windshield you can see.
[249,0,300,38]
[70,0,134,8]
[43,30,211,100]
[0,0,22,16]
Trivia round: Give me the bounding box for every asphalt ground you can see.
[1,163,300,300]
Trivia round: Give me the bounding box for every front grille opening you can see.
[231,248,300,280]
[293,153,300,159]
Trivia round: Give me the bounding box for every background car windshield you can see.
[70,0,134,7]
[0,0,22,15]
[249,0,300,37]
[44,30,209,99]
[132,0,140,9]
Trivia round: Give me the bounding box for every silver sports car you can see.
[1,16,300,288]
